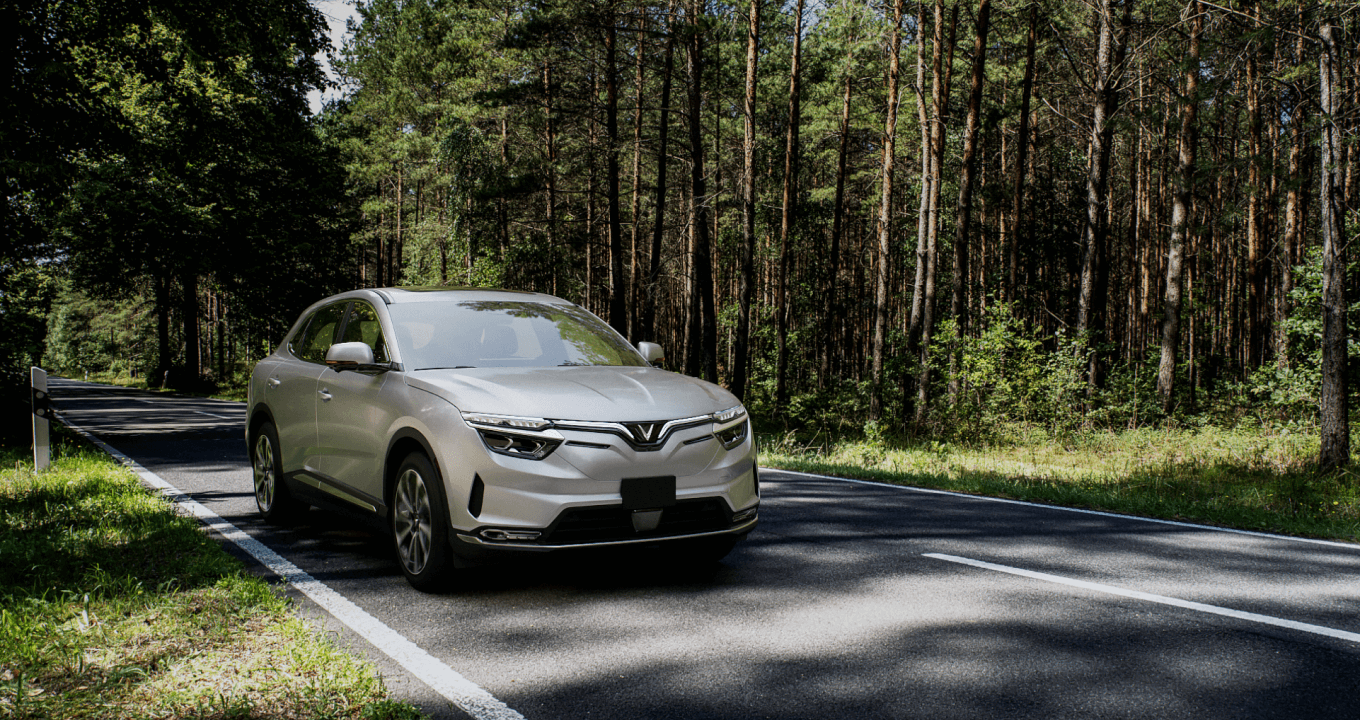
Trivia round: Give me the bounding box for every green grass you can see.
[0,430,424,719]
[759,424,1360,543]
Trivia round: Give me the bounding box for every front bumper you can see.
[453,512,758,558]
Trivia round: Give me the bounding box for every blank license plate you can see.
[621,476,676,510]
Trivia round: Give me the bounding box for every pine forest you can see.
[6,0,1359,467]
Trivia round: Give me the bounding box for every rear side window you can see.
[338,301,390,364]
[294,303,348,364]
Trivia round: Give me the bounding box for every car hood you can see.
[404,366,740,422]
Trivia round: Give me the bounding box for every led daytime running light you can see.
[463,412,552,431]
[712,406,746,424]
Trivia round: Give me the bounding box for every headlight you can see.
[463,412,562,460]
[712,406,748,450]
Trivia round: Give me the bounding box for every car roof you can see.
[365,287,570,305]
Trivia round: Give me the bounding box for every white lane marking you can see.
[58,414,525,720]
[924,553,1360,644]
[768,467,1360,551]
[194,411,235,420]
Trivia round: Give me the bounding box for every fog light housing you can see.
[732,505,758,523]
[480,528,542,542]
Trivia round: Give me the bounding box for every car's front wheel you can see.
[253,421,305,523]
[391,452,453,591]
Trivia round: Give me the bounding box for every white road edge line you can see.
[768,467,1360,551]
[194,411,234,420]
[924,552,1360,644]
[57,414,526,720]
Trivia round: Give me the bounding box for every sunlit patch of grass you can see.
[71,371,249,402]
[0,433,424,719]
[759,425,1360,543]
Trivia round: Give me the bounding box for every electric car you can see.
[246,287,758,590]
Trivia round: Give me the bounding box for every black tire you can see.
[252,421,305,524]
[391,452,454,592]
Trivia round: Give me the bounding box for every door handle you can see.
[267,378,281,388]
[319,389,332,401]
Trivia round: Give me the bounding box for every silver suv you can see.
[246,288,758,590]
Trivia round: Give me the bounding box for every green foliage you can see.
[43,285,155,378]
[922,305,1088,440]
[1236,247,1360,423]
[0,261,58,443]
[9,0,353,390]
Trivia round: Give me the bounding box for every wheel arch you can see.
[384,428,442,515]
[246,405,278,450]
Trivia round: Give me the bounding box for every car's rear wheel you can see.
[392,452,453,591]
[253,421,305,523]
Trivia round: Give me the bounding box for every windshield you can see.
[387,300,648,370]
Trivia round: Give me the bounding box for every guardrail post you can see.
[32,367,50,470]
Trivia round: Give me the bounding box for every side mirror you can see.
[326,341,375,370]
[637,341,665,365]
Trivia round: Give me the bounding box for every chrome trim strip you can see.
[454,517,758,552]
[552,415,712,450]
[295,469,379,513]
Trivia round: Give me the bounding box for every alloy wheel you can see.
[253,434,276,512]
[394,468,433,575]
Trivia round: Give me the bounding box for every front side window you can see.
[389,300,647,370]
[294,303,348,364]
[339,301,390,364]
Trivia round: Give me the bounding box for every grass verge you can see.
[0,429,424,719]
[759,424,1360,543]
[75,371,249,403]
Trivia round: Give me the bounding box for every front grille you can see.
[542,498,730,545]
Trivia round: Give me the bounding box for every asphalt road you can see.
[49,377,1360,719]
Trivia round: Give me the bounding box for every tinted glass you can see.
[295,303,347,364]
[339,301,390,364]
[388,300,647,370]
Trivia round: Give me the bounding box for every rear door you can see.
[265,302,346,473]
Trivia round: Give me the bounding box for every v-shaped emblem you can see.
[627,422,661,444]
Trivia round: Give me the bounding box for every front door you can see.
[315,301,398,503]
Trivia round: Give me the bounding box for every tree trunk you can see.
[1278,25,1308,367]
[180,268,200,387]
[1245,1,1265,369]
[775,0,805,409]
[154,267,171,382]
[687,0,718,382]
[1076,0,1127,341]
[907,2,933,357]
[823,9,858,388]
[869,0,905,422]
[544,59,559,296]
[1008,2,1038,305]
[1319,19,1349,471]
[947,0,993,403]
[641,12,676,342]
[628,28,646,340]
[1156,0,1201,412]
[914,1,958,426]
[733,0,760,401]
[605,3,627,337]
